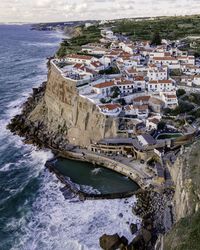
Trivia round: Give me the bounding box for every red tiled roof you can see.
[153,56,177,61]
[133,96,150,102]
[94,81,114,89]
[149,80,172,84]
[99,103,121,111]
[67,54,93,60]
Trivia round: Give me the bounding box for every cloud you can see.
[0,0,200,23]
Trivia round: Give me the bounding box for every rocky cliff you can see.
[8,63,118,148]
[163,141,200,249]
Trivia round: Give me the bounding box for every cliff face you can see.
[163,141,200,249]
[169,143,200,220]
[28,64,118,147]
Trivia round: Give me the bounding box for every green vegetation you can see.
[164,211,200,250]
[157,133,182,139]
[151,31,162,45]
[170,69,182,77]
[116,98,126,106]
[100,98,111,104]
[157,121,166,130]
[57,25,101,58]
[110,86,120,98]
[164,101,195,116]
[99,66,120,75]
[182,92,200,106]
[113,15,200,42]
[176,89,186,97]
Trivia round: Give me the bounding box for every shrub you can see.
[177,89,186,97]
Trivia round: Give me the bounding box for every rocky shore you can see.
[7,81,70,151]
[99,188,174,250]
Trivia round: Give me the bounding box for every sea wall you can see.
[28,63,118,147]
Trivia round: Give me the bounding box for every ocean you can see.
[0,24,139,250]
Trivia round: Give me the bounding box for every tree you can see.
[151,31,162,46]
[111,86,120,98]
[157,121,166,130]
[176,89,186,97]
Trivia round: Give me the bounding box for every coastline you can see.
[7,79,174,249]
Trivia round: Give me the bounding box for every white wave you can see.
[91,167,101,175]
[8,169,141,250]
[22,41,59,48]
[0,163,12,172]
[80,184,101,195]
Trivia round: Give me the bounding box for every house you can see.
[64,54,96,65]
[134,76,146,91]
[149,97,165,113]
[93,81,115,95]
[147,80,175,92]
[151,56,180,69]
[146,117,160,131]
[147,66,168,81]
[182,64,200,75]
[81,45,108,55]
[99,56,112,67]
[101,29,114,39]
[160,92,178,109]
[88,61,104,71]
[181,75,193,86]
[137,134,156,148]
[177,56,195,65]
[98,103,122,116]
[125,68,139,78]
[124,104,149,119]
[133,95,151,105]
[193,75,200,86]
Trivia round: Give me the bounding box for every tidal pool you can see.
[53,158,139,194]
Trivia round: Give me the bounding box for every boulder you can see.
[142,229,152,243]
[130,223,138,235]
[99,234,123,250]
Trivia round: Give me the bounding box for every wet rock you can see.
[141,228,152,243]
[99,234,122,250]
[118,213,123,218]
[130,223,138,235]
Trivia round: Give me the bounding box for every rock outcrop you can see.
[8,63,118,148]
[162,141,200,249]
[99,234,128,250]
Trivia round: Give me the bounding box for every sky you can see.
[1,0,200,23]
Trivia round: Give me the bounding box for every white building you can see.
[193,75,200,86]
[64,54,96,65]
[124,104,149,119]
[151,56,180,69]
[147,66,168,81]
[98,103,122,116]
[160,92,178,109]
[101,29,114,39]
[147,80,175,92]
[146,117,161,131]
